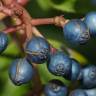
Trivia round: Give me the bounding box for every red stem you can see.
[3,17,68,34]
[4,27,18,34]
[31,16,68,27]
[3,25,24,34]
[0,3,60,95]
[31,18,54,26]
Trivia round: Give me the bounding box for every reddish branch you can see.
[0,1,68,35]
[3,16,68,34]
[0,0,45,96]
[31,16,69,27]
[0,0,68,95]
[3,24,25,33]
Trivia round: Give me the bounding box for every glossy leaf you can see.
[37,0,96,14]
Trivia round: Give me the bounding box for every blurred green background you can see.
[0,0,96,96]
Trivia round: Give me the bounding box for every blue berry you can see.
[84,12,96,36]
[25,36,50,64]
[69,89,87,96]
[47,51,72,79]
[44,80,68,96]
[85,88,96,96]
[63,19,90,45]
[0,32,8,53]
[80,65,96,88]
[9,58,35,86]
[71,59,81,81]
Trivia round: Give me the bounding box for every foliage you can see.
[0,0,96,96]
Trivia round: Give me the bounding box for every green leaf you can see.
[67,47,88,65]
[38,63,71,86]
[3,41,21,56]
[37,0,51,10]
[0,21,6,31]
[0,37,22,71]
[38,26,66,49]
[1,72,29,96]
[0,1,94,95]
[37,0,96,14]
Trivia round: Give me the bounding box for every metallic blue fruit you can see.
[9,58,35,86]
[44,80,68,96]
[85,88,96,96]
[84,12,96,36]
[70,88,96,96]
[47,51,72,79]
[80,65,96,88]
[0,32,8,53]
[71,59,81,81]
[69,89,87,96]
[25,36,50,64]
[63,19,90,45]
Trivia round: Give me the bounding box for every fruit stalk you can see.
[0,3,43,95]
[31,16,68,27]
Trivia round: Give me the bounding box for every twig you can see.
[0,2,63,96]
[3,24,25,34]
[31,16,69,27]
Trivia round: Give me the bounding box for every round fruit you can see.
[44,79,68,96]
[63,19,90,45]
[85,88,96,96]
[84,12,96,36]
[0,32,8,53]
[25,36,50,64]
[9,58,35,86]
[69,89,87,96]
[71,59,81,81]
[47,51,72,79]
[80,65,96,88]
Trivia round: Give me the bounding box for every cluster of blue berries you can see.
[63,12,96,45]
[43,11,96,96]
[46,51,96,96]
[0,12,96,96]
[47,51,96,88]
[9,36,50,85]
